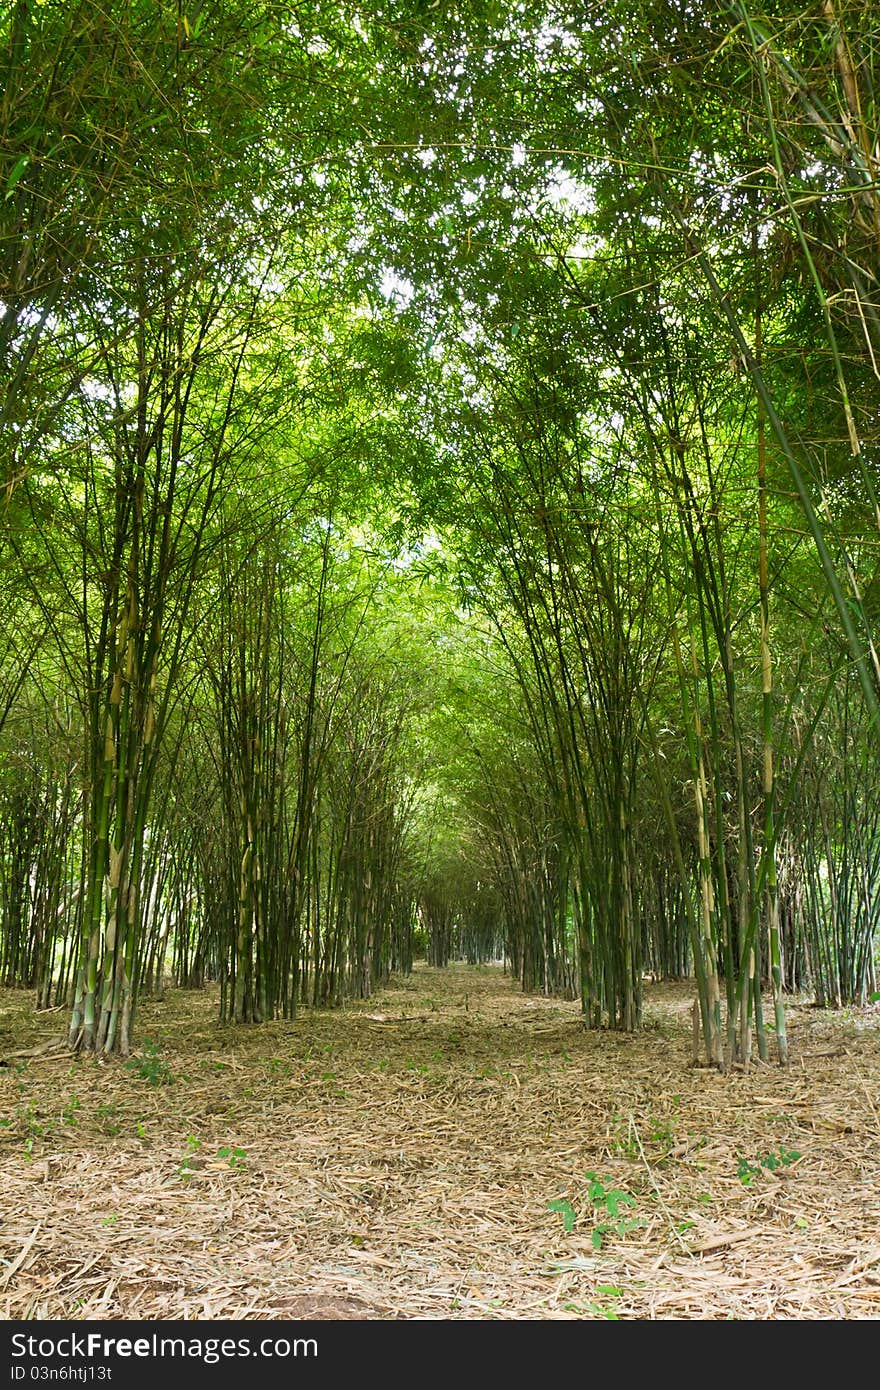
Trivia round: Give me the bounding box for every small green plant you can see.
[763,1145,801,1171]
[650,1117,675,1151]
[610,1105,677,1160]
[61,1093,81,1126]
[101,1214,118,1227]
[96,1102,120,1135]
[588,1284,622,1318]
[585,1172,644,1250]
[126,1041,174,1086]
[562,1286,623,1318]
[177,1135,202,1177]
[609,1112,639,1158]
[737,1145,802,1184]
[19,1102,51,1146]
[217,1145,247,1169]
[547,1174,644,1249]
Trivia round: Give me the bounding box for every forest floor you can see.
[1,963,880,1320]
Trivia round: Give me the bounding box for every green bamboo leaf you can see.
[5,155,29,198]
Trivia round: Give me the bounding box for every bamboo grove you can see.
[0,1,878,1069]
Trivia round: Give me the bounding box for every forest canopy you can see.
[0,0,878,1073]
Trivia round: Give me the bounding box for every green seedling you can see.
[217,1145,247,1168]
[96,1103,120,1135]
[737,1145,801,1184]
[588,1284,623,1318]
[585,1172,644,1249]
[547,1174,644,1250]
[126,1041,174,1086]
[61,1093,81,1126]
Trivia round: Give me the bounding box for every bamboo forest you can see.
[1,0,879,1325]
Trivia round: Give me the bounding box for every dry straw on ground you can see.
[1,964,879,1320]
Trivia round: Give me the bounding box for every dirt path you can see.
[2,964,879,1319]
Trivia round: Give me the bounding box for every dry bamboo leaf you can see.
[0,1224,42,1290]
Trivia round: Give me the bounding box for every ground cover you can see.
[2,965,879,1319]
